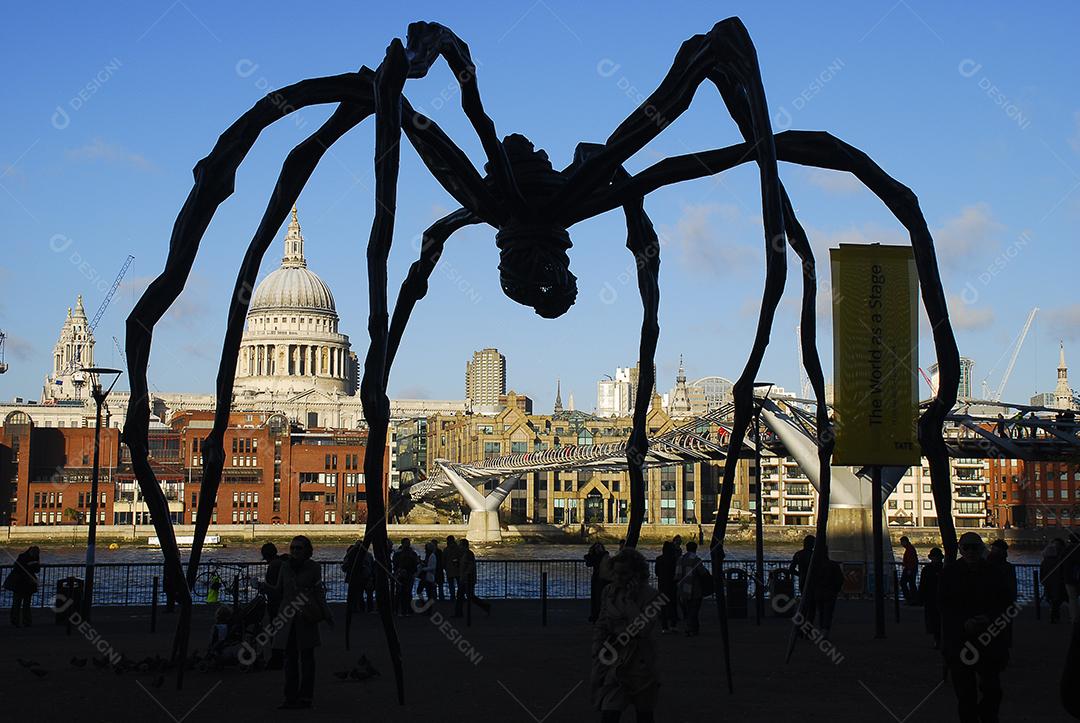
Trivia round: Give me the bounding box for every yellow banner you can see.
[830,244,920,466]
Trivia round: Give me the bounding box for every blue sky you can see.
[2,1,1078,411]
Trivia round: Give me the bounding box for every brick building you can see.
[0,408,387,527]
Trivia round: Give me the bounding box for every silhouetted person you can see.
[343,539,374,613]
[676,541,707,636]
[432,539,446,601]
[671,535,683,557]
[939,532,1012,723]
[919,547,945,648]
[256,542,288,669]
[416,541,438,613]
[4,546,39,627]
[654,542,679,633]
[162,560,179,614]
[585,542,614,623]
[1065,534,1080,623]
[1042,539,1068,623]
[392,538,419,616]
[812,546,844,639]
[272,536,330,710]
[790,535,815,589]
[591,548,660,723]
[445,536,463,609]
[899,536,918,604]
[457,539,490,615]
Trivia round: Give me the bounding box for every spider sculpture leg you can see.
[123,71,376,685]
[585,131,961,563]
[549,18,788,556]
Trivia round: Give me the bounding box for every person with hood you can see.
[939,532,1012,723]
[585,542,614,623]
[1042,538,1068,623]
[899,536,919,604]
[918,547,945,648]
[591,547,661,723]
[272,536,331,710]
[4,546,40,627]
[654,542,680,633]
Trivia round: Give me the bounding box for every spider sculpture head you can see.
[492,134,577,319]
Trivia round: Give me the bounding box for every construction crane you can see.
[979,307,1038,401]
[61,254,135,377]
[0,331,7,374]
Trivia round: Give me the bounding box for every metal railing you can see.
[0,558,1043,608]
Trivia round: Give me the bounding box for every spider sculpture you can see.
[123,17,961,702]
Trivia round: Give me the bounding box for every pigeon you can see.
[357,656,380,676]
[333,670,350,680]
[16,658,40,669]
[29,668,48,678]
[70,656,87,668]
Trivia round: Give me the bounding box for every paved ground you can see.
[0,597,1073,722]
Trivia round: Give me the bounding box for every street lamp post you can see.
[82,366,122,621]
[752,382,774,625]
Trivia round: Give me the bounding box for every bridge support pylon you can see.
[438,462,521,543]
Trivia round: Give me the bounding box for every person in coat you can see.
[919,547,944,648]
[256,542,288,669]
[811,546,844,640]
[591,547,661,722]
[272,536,330,710]
[4,546,40,627]
[939,532,1012,723]
[391,539,419,616]
[432,539,446,601]
[416,541,438,613]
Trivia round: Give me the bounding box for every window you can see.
[903,483,913,493]
[887,500,897,509]
[904,500,913,509]
[923,501,932,510]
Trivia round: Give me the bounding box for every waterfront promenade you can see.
[0,598,1068,721]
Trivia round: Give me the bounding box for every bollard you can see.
[541,571,548,627]
[151,575,159,633]
[893,568,901,623]
[1034,569,1041,621]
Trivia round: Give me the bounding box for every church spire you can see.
[1055,340,1074,411]
[554,378,563,413]
[282,205,306,268]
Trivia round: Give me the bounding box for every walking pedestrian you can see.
[272,536,332,710]
[899,536,918,604]
[3,546,40,627]
[457,539,490,615]
[790,535,816,623]
[591,547,661,722]
[812,547,844,640]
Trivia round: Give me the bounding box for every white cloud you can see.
[932,203,1003,265]
[947,294,995,331]
[805,169,864,195]
[66,138,154,171]
[660,203,757,276]
[1046,303,1080,341]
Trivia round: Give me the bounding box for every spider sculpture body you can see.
[123,17,961,703]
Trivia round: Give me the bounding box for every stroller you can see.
[203,595,266,670]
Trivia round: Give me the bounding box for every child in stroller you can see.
[203,595,266,670]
